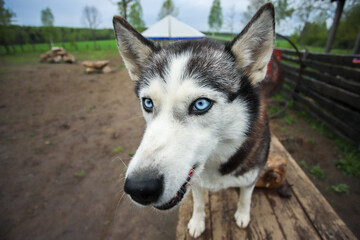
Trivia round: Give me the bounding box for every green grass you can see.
[299,160,309,169]
[331,183,350,195]
[113,147,124,154]
[128,152,135,157]
[75,170,85,177]
[0,39,118,55]
[309,164,326,180]
[334,139,360,178]
[284,115,296,125]
[307,138,316,145]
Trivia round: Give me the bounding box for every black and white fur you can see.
[113,3,274,238]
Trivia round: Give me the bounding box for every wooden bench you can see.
[176,135,356,240]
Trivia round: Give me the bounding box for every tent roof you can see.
[142,15,205,40]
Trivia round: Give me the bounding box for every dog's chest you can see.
[196,163,260,192]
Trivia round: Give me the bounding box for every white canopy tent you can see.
[142,15,205,40]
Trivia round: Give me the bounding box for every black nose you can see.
[124,172,164,205]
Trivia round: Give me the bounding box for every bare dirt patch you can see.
[0,58,177,240]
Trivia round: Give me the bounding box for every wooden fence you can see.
[278,48,360,148]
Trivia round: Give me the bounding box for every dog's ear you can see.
[113,16,157,81]
[228,3,275,85]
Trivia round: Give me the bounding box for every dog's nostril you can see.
[124,174,164,205]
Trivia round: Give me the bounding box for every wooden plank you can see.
[284,73,360,130]
[305,51,360,69]
[264,143,321,240]
[176,190,212,240]
[277,48,360,68]
[209,188,286,240]
[282,55,301,65]
[295,87,360,131]
[271,136,357,240]
[293,92,359,144]
[303,59,360,81]
[277,48,302,57]
[284,69,360,110]
[282,63,360,93]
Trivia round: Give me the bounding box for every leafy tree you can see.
[82,5,101,49]
[334,2,360,50]
[41,7,55,49]
[300,20,328,47]
[208,0,223,36]
[242,0,293,29]
[0,0,16,54]
[224,4,236,34]
[128,0,145,32]
[117,0,134,20]
[158,0,178,20]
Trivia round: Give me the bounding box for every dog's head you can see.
[113,3,274,210]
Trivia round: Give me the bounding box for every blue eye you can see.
[191,98,213,114]
[142,98,153,112]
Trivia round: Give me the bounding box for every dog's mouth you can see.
[154,165,197,210]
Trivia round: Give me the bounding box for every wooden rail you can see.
[176,135,357,240]
[279,48,360,146]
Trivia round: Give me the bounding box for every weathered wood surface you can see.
[176,135,356,240]
[278,48,360,68]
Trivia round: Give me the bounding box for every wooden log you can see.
[102,65,112,73]
[271,136,357,240]
[82,60,109,69]
[293,99,358,145]
[294,86,360,131]
[282,55,300,65]
[282,63,360,93]
[303,59,360,81]
[277,48,360,69]
[304,51,360,69]
[294,91,359,142]
[284,69,360,110]
[63,54,76,63]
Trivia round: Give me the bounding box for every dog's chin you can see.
[154,164,198,210]
[154,180,189,210]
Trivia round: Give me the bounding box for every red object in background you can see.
[263,49,284,97]
[267,49,283,75]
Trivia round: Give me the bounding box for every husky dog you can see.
[113,2,274,238]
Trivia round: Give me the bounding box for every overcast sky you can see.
[5,0,253,32]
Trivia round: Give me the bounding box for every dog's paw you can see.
[187,218,205,238]
[234,211,250,228]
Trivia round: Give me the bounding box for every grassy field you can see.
[0,39,119,55]
[0,37,353,65]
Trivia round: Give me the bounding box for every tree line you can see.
[1,0,359,54]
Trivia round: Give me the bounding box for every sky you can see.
[5,0,252,32]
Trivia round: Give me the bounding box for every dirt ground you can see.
[0,56,359,239]
[0,57,178,240]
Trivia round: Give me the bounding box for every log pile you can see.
[82,60,112,74]
[40,47,76,63]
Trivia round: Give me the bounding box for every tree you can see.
[334,1,360,51]
[325,0,345,53]
[41,7,55,48]
[82,5,101,49]
[117,0,134,20]
[242,0,293,28]
[0,0,16,54]
[224,4,236,34]
[158,0,178,20]
[208,0,223,36]
[128,0,145,32]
